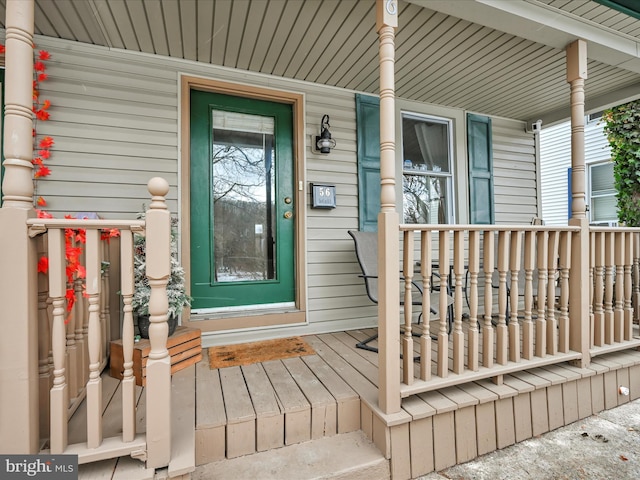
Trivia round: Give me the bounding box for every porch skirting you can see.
[363,350,640,480]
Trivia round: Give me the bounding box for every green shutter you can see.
[467,113,494,224]
[355,94,380,232]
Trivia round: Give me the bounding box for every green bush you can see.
[602,100,640,226]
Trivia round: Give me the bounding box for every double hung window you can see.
[401,113,453,224]
[589,161,617,224]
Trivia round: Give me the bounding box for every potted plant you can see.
[132,213,191,338]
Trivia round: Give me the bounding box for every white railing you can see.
[26,178,172,467]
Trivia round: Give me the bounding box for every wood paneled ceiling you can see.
[1,0,639,123]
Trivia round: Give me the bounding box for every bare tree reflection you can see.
[403,175,447,224]
[212,139,275,282]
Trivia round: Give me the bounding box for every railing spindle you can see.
[496,231,509,365]
[558,232,571,353]
[604,232,615,344]
[522,231,535,360]
[48,229,68,454]
[509,230,522,362]
[437,230,450,377]
[614,232,625,343]
[37,235,51,440]
[86,229,103,448]
[420,231,432,381]
[120,230,136,442]
[546,231,559,355]
[535,231,548,357]
[66,256,79,402]
[402,230,414,384]
[452,230,464,374]
[102,240,112,361]
[593,232,605,346]
[482,231,495,368]
[634,233,640,321]
[74,246,87,394]
[467,230,480,371]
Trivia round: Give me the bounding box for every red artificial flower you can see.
[38,73,48,82]
[32,157,43,166]
[42,100,51,110]
[36,209,54,219]
[76,265,86,279]
[75,229,86,244]
[38,50,50,61]
[35,109,50,121]
[34,166,51,178]
[37,256,49,274]
[39,136,54,148]
[39,149,51,159]
[34,61,46,72]
[0,45,5,55]
[65,288,76,312]
[101,228,121,241]
[65,244,82,261]
[36,196,47,207]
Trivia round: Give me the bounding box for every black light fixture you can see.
[315,114,336,154]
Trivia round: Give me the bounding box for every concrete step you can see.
[191,431,390,480]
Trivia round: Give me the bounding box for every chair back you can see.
[348,230,379,303]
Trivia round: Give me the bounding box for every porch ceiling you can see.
[2,0,640,124]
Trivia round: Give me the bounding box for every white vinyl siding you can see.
[540,118,612,226]
[491,117,539,224]
[27,35,539,343]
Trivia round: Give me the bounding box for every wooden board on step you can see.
[109,326,202,386]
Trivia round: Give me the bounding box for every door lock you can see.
[284,211,293,219]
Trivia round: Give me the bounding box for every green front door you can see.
[190,90,295,312]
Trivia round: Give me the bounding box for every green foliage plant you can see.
[602,100,640,226]
[131,212,191,318]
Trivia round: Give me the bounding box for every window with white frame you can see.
[589,161,617,224]
[401,112,453,224]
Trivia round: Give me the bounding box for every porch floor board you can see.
[75,323,640,477]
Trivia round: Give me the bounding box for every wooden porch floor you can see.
[77,324,640,479]
[195,324,640,468]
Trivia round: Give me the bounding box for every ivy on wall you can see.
[602,100,640,226]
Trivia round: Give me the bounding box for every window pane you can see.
[402,115,449,173]
[591,195,617,222]
[591,162,614,193]
[212,110,276,283]
[403,175,449,224]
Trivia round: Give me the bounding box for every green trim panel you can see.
[467,113,494,225]
[355,94,380,232]
[594,1,640,20]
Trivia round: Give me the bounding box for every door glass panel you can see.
[212,110,276,283]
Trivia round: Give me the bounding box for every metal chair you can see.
[348,230,453,353]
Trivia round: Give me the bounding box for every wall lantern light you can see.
[315,114,336,154]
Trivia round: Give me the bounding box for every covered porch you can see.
[2,1,640,479]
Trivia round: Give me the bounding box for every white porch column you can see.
[0,0,39,453]
[566,39,590,367]
[377,0,401,414]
